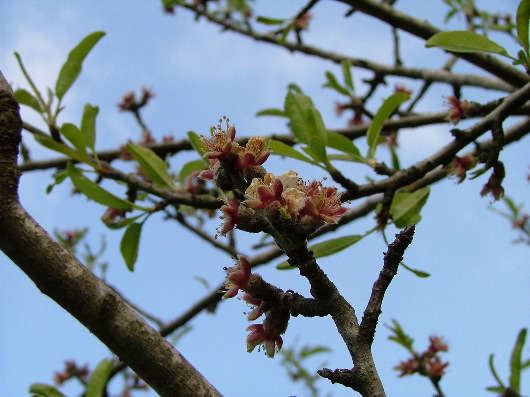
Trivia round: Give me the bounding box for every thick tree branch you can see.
[346,81,530,200]
[335,0,529,88]
[176,3,514,92]
[0,71,223,397]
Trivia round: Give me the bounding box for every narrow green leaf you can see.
[341,60,354,92]
[86,358,113,397]
[488,354,506,390]
[66,163,132,210]
[386,319,415,353]
[503,197,521,216]
[103,213,146,230]
[389,144,401,170]
[517,0,530,53]
[34,134,88,163]
[121,222,143,271]
[310,234,364,257]
[322,71,350,96]
[56,31,106,100]
[14,88,43,112]
[284,90,313,144]
[486,386,506,394]
[268,139,319,166]
[61,123,88,157]
[300,346,332,359]
[279,22,294,45]
[29,383,66,397]
[327,153,367,163]
[277,234,364,270]
[509,328,527,392]
[81,103,99,151]
[177,159,206,183]
[256,16,286,25]
[390,187,430,228]
[305,108,328,164]
[126,143,175,189]
[366,92,410,160]
[255,108,287,117]
[187,130,207,159]
[425,31,511,58]
[46,169,69,194]
[326,132,361,157]
[400,262,430,278]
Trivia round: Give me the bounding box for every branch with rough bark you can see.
[0,71,223,397]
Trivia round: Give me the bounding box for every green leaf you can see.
[326,132,361,157]
[121,222,143,271]
[366,92,410,160]
[400,262,430,278]
[322,71,351,97]
[277,234,364,270]
[300,346,332,359]
[389,144,401,170]
[126,143,175,189]
[61,123,88,157]
[55,31,106,100]
[517,0,530,53]
[81,103,99,151]
[86,358,113,397]
[425,31,511,58]
[177,159,206,183]
[66,163,132,210]
[341,60,354,92]
[503,197,521,216]
[488,354,506,391]
[305,108,328,165]
[509,328,527,392]
[284,90,313,144]
[279,22,294,45]
[255,108,287,117]
[386,319,415,353]
[14,88,43,112]
[34,134,88,163]
[103,213,146,230]
[29,383,66,397]
[187,130,207,159]
[268,139,319,166]
[256,16,286,25]
[390,187,430,228]
[46,169,69,194]
[310,234,364,257]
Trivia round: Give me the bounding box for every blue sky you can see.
[1,1,529,396]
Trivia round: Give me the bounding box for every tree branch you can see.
[176,3,514,91]
[335,0,529,88]
[360,225,416,343]
[346,81,530,200]
[0,71,223,397]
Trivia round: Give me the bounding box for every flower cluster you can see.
[442,155,477,183]
[223,256,289,358]
[243,170,347,238]
[444,95,471,125]
[54,360,89,385]
[199,117,270,182]
[481,162,505,201]
[223,255,254,299]
[244,299,289,358]
[117,87,155,113]
[394,335,449,383]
